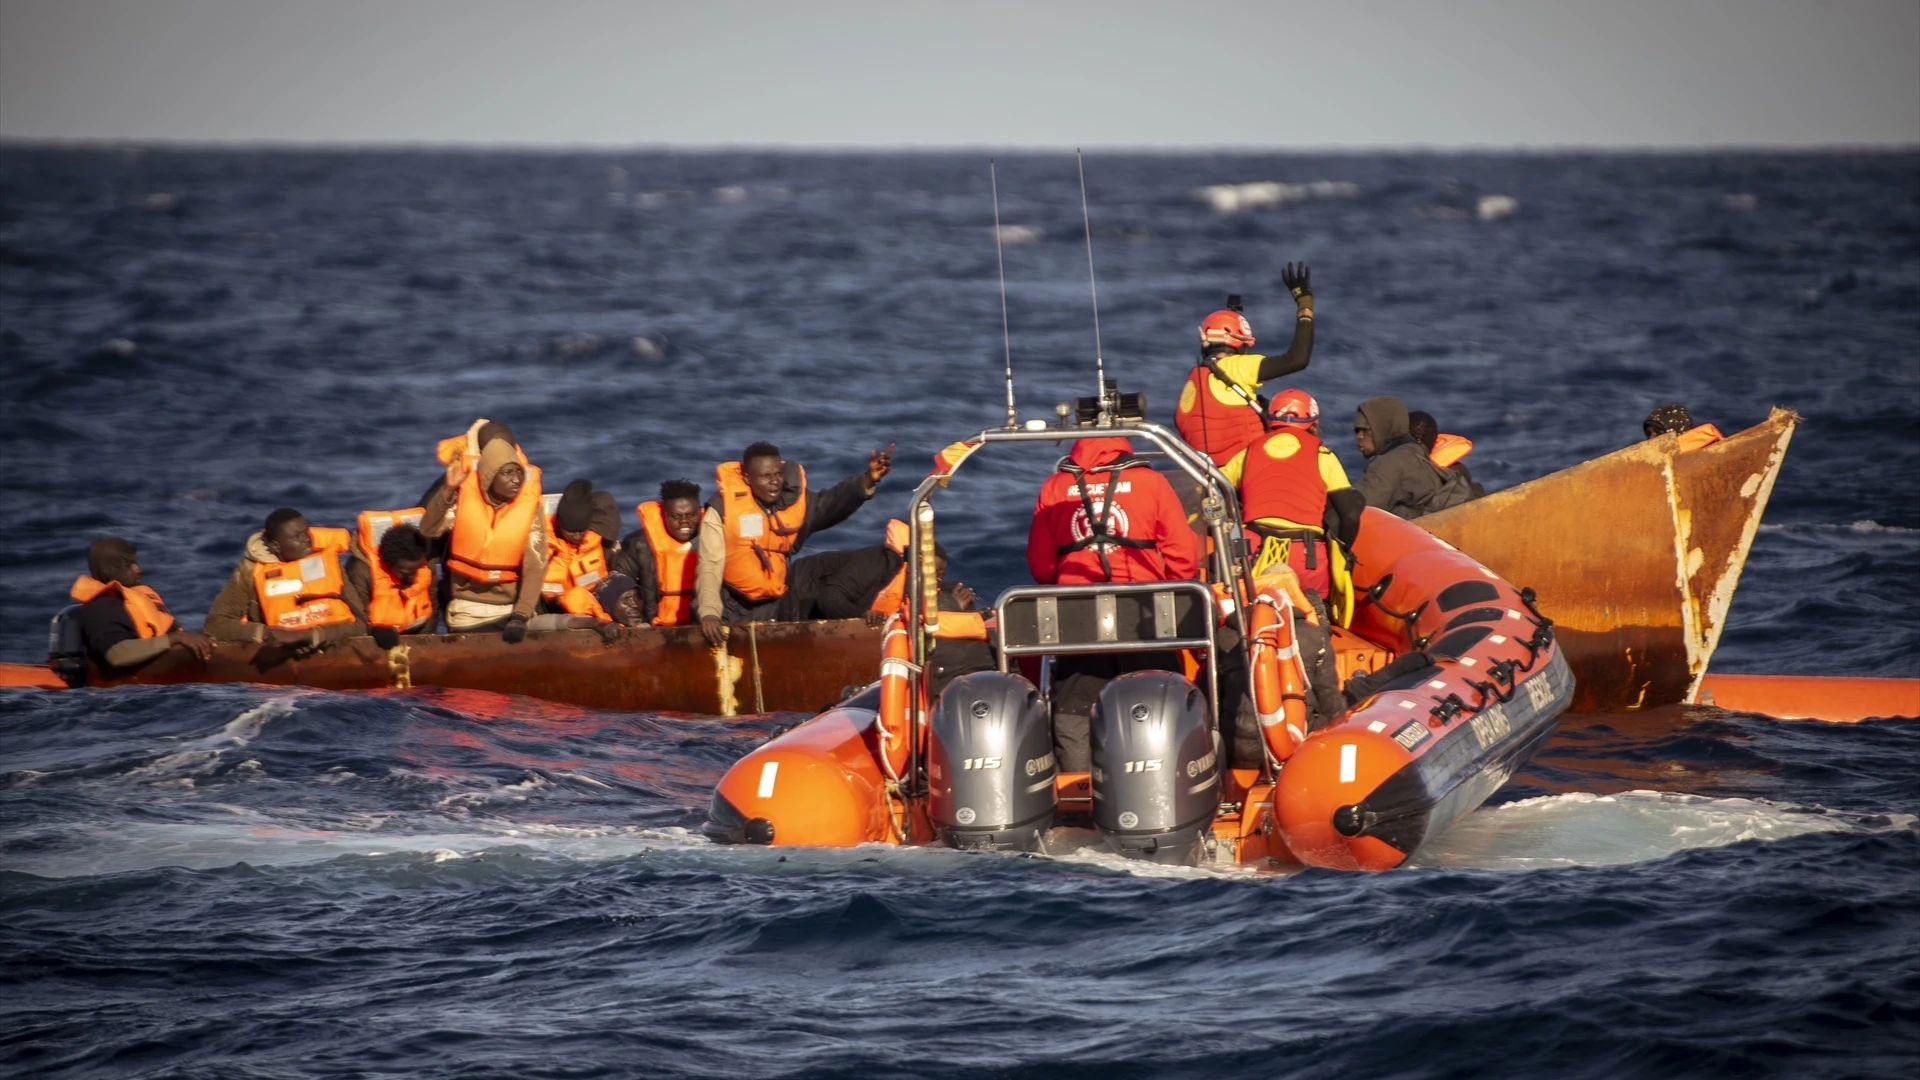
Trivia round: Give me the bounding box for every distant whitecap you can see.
[1196,180,1359,213]
[1476,194,1519,221]
[993,224,1043,244]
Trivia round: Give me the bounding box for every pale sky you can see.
[2,0,1916,148]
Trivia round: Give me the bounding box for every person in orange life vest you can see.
[591,573,647,628]
[204,508,365,650]
[541,480,614,617]
[610,479,703,627]
[344,521,436,649]
[1027,437,1201,586]
[1216,389,1354,602]
[1407,410,1486,500]
[419,437,547,642]
[1027,437,1200,771]
[1173,265,1317,467]
[70,537,213,670]
[775,517,910,627]
[1643,403,1725,452]
[696,440,894,647]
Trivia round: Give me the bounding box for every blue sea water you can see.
[1,149,1918,1077]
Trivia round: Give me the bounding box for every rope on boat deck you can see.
[748,622,765,714]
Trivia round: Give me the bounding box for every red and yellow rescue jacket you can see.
[543,524,610,619]
[637,499,697,626]
[69,577,175,638]
[1175,356,1270,466]
[253,527,358,630]
[714,460,807,602]
[357,509,434,631]
[446,465,544,585]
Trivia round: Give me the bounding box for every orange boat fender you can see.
[1247,590,1310,762]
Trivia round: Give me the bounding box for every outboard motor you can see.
[927,671,1057,851]
[1090,671,1221,863]
[46,605,87,688]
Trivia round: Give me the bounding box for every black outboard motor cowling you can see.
[46,605,87,688]
[1091,670,1221,863]
[927,671,1057,851]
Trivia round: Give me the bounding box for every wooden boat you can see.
[1420,408,1796,712]
[8,618,874,715]
[704,416,1575,870]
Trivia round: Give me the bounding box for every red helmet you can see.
[1268,388,1319,426]
[1198,309,1255,350]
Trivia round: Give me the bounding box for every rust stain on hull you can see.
[83,620,882,716]
[1421,409,1796,713]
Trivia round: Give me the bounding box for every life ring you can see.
[1247,583,1311,763]
[876,614,916,777]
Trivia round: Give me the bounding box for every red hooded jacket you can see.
[1026,438,1201,586]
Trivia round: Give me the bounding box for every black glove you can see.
[370,626,400,650]
[501,615,528,644]
[596,620,621,646]
[1281,262,1312,302]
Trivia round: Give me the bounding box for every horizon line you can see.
[3,136,1917,156]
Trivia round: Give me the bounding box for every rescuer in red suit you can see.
[1026,437,1201,770]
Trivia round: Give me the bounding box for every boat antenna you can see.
[990,159,1017,429]
[1076,148,1108,417]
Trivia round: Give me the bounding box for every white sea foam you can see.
[1411,790,1906,871]
[1757,520,1919,535]
[992,224,1043,244]
[1197,180,1359,213]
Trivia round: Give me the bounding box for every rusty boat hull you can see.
[61,620,881,716]
[1420,408,1796,712]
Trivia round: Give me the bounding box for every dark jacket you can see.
[609,528,663,624]
[775,545,904,622]
[1353,397,1472,520]
[204,532,369,645]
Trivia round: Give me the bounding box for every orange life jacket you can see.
[252,527,358,630]
[867,517,911,616]
[543,524,610,619]
[1175,361,1268,466]
[1677,424,1725,452]
[1429,433,1473,469]
[637,499,697,626]
[356,509,434,631]
[436,426,530,472]
[1239,427,1330,532]
[69,577,176,638]
[447,465,544,584]
[714,460,808,602]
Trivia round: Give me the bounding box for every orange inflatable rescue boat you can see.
[705,407,1575,870]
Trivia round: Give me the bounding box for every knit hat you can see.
[594,573,639,623]
[477,438,519,488]
[556,479,595,532]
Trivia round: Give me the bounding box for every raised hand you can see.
[1281,262,1312,301]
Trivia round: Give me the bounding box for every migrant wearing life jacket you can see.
[866,519,912,618]
[252,527,358,630]
[68,577,175,639]
[356,509,434,632]
[1429,433,1473,469]
[713,460,808,603]
[1234,426,1357,626]
[636,500,698,626]
[1677,424,1725,453]
[543,523,612,620]
[1027,438,1200,586]
[446,461,544,586]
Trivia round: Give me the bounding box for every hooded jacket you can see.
[1352,396,1469,519]
[204,531,369,645]
[419,444,548,621]
[1026,437,1200,585]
